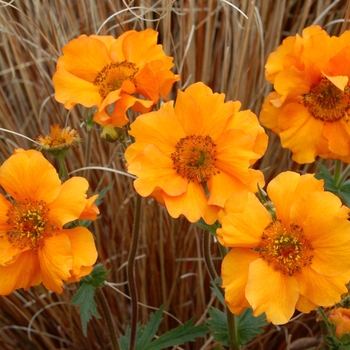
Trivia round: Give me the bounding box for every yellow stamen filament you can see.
[94,61,138,98]
[258,221,313,276]
[6,200,57,251]
[303,76,350,122]
[171,135,219,183]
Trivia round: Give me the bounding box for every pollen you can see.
[303,76,350,122]
[258,221,313,276]
[6,200,57,251]
[94,61,138,98]
[171,135,219,183]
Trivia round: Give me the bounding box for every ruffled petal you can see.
[323,119,350,157]
[0,250,41,295]
[162,182,219,224]
[47,177,88,228]
[295,265,350,306]
[63,227,97,278]
[0,150,61,204]
[295,295,318,314]
[38,233,73,293]
[217,191,271,247]
[222,248,259,314]
[246,259,299,325]
[129,144,188,197]
[267,171,324,226]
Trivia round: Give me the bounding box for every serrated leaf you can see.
[81,264,109,287]
[138,305,165,350]
[71,283,101,336]
[144,319,208,350]
[94,181,114,206]
[119,324,143,350]
[338,183,350,207]
[207,307,230,346]
[236,308,268,345]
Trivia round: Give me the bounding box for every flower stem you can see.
[128,193,142,350]
[203,231,240,350]
[83,126,93,179]
[333,159,342,187]
[57,154,68,182]
[96,287,120,350]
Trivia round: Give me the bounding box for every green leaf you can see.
[195,218,220,236]
[315,162,338,192]
[144,319,208,350]
[71,282,101,336]
[138,306,165,350]
[70,265,109,336]
[236,308,268,345]
[119,325,143,350]
[338,183,350,207]
[207,307,230,346]
[94,181,114,206]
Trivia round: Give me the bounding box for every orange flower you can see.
[260,26,350,164]
[125,82,268,224]
[218,171,350,325]
[0,149,98,295]
[53,29,179,127]
[329,307,350,338]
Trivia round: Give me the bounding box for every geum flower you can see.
[53,29,179,128]
[328,307,350,338]
[260,25,350,164]
[217,171,350,325]
[125,82,268,224]
[0,149,98,295]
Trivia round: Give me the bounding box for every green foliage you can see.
[119,305,208,350]
[207,307,268,346]
[71,265,109,336]
[326,333,350,350]
[195,218,220,236]
[315,162,350,206]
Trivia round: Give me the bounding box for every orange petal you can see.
[217,191,271,247]
[53,69,103,109]
[208,169,264,208]
[259,91,283,133]
[57,35,112,81]
[246,259,299,325]
[38,233,73,293]
[0,150,61,204]
[63,227,98,278]
[0,194,11,234]
[162,182,219,224]
[278,101,329,164]
[47,177,88,228]
[323,119,350,157]
[267,171,324,226]
[0,250,41,295]
[322,73,349,91]
[291,192,350,276]
[78,194,99,221]
[295,295,317,314]
[295,265,349,306]
[129,144,187,197]
[221,248,259,314]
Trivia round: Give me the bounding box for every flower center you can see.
[94,61,138,98]
[171,135,219,183]
[303,76,350,122]
[6,200,57,251]
[258,221,313,276]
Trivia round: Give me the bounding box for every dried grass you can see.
[0,0,349,349]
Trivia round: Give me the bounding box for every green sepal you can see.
[195,218,220,237]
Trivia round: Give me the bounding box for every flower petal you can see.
[38,233,73,293]
[0,150,61,204]
[246,259,299,325]
[0,250,41,295]
[63,227,98,278]
[295,265,350,306]
[162,182,219,224]
[217,191,271,247]
[47,177,88,228]
[222,248,259,314]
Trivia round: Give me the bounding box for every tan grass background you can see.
[0,1,350,349]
